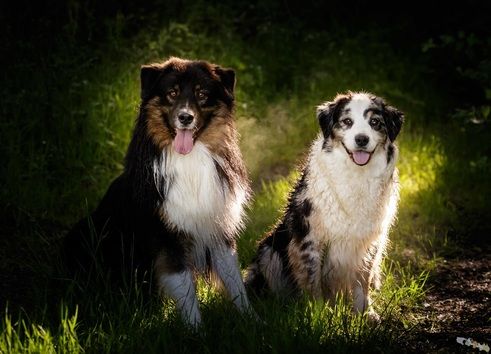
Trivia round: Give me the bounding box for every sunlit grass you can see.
[389,131,457,262]
[0,307,80,354]
[398,134,445,196]
[238,172,298,265]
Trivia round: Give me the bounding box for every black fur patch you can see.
[286,170,313,241]
[213,66,236,99]
[140,64,174,101]
[387,144,394,164]
[382,105,404,142]
[300,240,313,251]
[245,262,268,294]
[289,198,312,240]
[262,222,293,279]
[213,159,232,194]
[317,96,349,139]
[125,113,164,211]
[322,139,333,152]
[63,175,189,282]
[263,224,290,261]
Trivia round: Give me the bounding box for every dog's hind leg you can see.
[289,238,323,298]
[158,271,201,328]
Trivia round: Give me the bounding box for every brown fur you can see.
[145,97,174,150]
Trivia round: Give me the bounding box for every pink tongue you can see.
[352,151,370,165]
[173,129,194,155]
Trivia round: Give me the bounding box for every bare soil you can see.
[407,247,491,353]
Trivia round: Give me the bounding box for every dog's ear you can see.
[140,65,161,100]
[317,96,348,139]
[383,105,404,142]
[214,66,236,95]
[140,63,173,100]
[317,104,336,139]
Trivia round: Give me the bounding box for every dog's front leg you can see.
[158,271,202,328]
[353,273,380,323]
[353,276,369,313]
[212,246,254,315]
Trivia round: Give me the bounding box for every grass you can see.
[0,267,426,354]
[1,7,490,353]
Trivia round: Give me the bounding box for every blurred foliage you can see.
[420,30,491,243]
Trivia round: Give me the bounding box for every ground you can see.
[408,245,491,352]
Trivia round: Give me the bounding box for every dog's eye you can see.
[342,118,353,126]
[167,89,178,98]
[369,118,381,128]
[196,90,208,100]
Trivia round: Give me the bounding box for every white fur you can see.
[308,136,396,244]
[353,280,369,312]
[212,248,252,311]
[158,271,201,327]
[156,142,246,269]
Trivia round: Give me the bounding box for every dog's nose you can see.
[355,134,369,147]
[178,112,194,126]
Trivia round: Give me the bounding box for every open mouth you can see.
[173,128,197,155]
[342,143,373,166]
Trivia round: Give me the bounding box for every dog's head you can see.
[317,92,404,166]
[140,57,235,154]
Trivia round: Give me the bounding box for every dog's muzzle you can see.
[342,142,373,166]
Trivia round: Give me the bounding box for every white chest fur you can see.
[306,136,397,244]
[155,142,246,242]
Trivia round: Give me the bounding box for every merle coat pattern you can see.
[246,92,404,320]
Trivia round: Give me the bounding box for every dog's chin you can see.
[342,143,374,166]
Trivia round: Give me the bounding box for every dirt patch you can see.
[408,248,491,353]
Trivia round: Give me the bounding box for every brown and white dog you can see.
[64,57,253,327]
[245,92,404,321]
